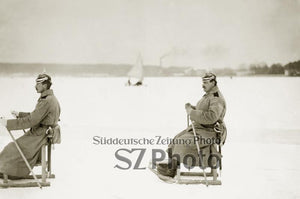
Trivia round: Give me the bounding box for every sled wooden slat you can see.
[177,179,221,185]
[180,172,216,177]
[149,161,222,185]
[0,181,50,188]
[27,174,55,179]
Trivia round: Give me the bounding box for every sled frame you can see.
[174,144,222,185]
[149,161,221,185]
[174,166,221,185]
[149,144,222,185]
[0,136,55,188]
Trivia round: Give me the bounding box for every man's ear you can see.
[42,83,48,90]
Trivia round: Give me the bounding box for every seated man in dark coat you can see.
[158,73,227,177]
[0,74,61,179]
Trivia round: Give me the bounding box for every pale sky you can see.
[0,0,299,68]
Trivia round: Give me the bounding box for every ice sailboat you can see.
[126,54,144,86]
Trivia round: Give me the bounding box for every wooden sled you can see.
[149,160,221,185]
[0,131,55,188]
[149,144,223,186]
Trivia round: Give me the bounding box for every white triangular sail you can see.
[127,53,144,82]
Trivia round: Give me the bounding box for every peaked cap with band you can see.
[36,74,52,84]
[202,72,216,81]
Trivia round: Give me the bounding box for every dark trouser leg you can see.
[167,128,191,158]
[168,129,216,165]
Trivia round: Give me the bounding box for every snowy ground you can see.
[0,76,299,199]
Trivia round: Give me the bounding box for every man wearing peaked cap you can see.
[202,72,216,80]
[0,73,61,179]
[36,73,52,83]
[158,72,227,178]
[35,73,52,93]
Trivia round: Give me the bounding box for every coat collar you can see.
[40,89,53,98]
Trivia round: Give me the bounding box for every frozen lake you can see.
[0,76,299,199]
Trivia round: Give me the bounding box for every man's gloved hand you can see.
[11,110,19,118]
[185,103,193,115]
[0,117,7,127]
[185,103,195,109]
[185,103,192,109]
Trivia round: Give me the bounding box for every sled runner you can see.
[148,163,221,185]
[149,144,222,185]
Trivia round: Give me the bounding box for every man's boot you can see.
[157,159,179,178]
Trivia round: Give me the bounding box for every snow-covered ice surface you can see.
[0,76,299,199]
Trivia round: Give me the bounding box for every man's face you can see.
[202,80,215,92]
[35,82,46,93]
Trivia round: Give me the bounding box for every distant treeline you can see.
[0,60,299,77]
[248,60,300,76]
